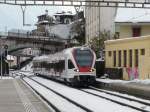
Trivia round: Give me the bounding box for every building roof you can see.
[115,8,150,23]
[105,35,150,45]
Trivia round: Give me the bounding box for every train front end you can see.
[72,47,96,86]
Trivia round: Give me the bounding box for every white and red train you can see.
[33,47,96,86]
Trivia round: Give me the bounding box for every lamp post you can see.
[0,45,3,79]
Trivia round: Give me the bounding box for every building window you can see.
[115,32,120,39]
[118,50,121,67]
[132,27,141,37]
[135,49,139,67]
[108,51,112,57]
[113,51,116,67]
[141,49,145,55]
[123,50,127,67]
[129,50,132,67]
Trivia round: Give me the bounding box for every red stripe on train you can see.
[79,67,91,72]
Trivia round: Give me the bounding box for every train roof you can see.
[33,46,92,63]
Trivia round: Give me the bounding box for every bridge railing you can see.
[0,31,78,45]
[6,31,77,43]
[1,0,150,8]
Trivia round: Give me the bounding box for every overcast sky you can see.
[0,4,75,32]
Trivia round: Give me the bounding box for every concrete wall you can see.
[85,6,117,43]
[105,36,150,80]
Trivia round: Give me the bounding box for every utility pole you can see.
[21,6,31,26]
[0,45,3,79]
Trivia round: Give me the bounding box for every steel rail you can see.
[80,89,150,112]
[22,77,61,112]
[16,72,150,112]
[89,86,150,107]
[21,75,93,112]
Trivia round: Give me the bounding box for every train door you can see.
[68,59,75,74]
[65,56,68,76]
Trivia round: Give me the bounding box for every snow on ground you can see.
[31,77,140,112]
[0,76,13,79]
[96,78,129,84]
[96,78,150,85]
[83,89,150,111]
[91,87,150,104]
[20,71,34,76]
[24,77,86,112]
[128,79,150,85]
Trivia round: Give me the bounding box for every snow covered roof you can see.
[48,24,72,39]
[115,8,150,23]
[33,51,65,63]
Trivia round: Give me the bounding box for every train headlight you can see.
[90,68,95,72]
[74,69,79,72]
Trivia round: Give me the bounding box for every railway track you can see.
[19,74,93,112]
[89,86,150,107]
[15,72,150,112]
[80,88,150,112]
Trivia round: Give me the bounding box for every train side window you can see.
[59,60,65,70]
[68,60,75,69]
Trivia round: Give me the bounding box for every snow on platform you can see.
[0,76,13,79]
[96,78,150,85]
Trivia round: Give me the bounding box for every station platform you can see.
[0,78,51,112]
[96,79,150,100]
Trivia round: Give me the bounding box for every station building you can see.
[105,36,150,80]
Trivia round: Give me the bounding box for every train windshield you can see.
[74,49,93,67]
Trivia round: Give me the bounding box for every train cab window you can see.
[68,60,75,69]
